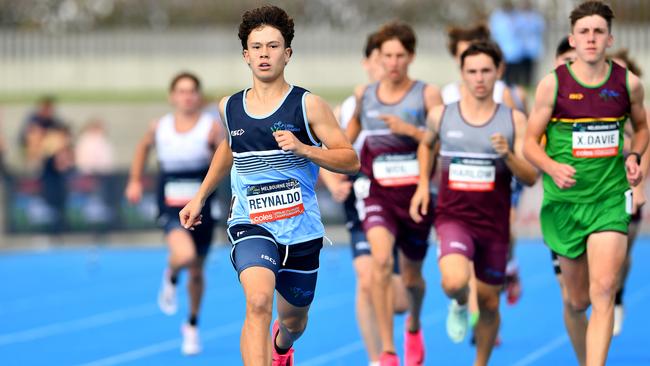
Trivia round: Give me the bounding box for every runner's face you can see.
[243,26,291,82]
[555,50,577,67]
[461,53,498,100]
[170,78,201,114]
[363,48,385,83]
[570,15,613,64]
[380,38,413,83]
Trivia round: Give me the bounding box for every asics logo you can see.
[230,129,245,137]
[236,230,246,237]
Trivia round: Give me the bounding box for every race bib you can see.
[448,158,495,192]
[164,180,201,207]
[246,179,304,224]
[572,122,619,158]
[372,153,419,187]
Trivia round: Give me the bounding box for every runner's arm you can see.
[627,74,649,162]
[417,105,444,189]
[297,93,359,175]
[345,85,366,144]
[125,121,157,203]
[503,109,538,186]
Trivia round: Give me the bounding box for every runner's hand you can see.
[490,133,510,158]
[125,180,143,204]
[633,184,646,214]
[549,162,576,189]
[626,156,642,187]
[379,114,416,137]
[409,184,430,223]
[274,130,307,156]
[179,198,204,230]
[329,180,352,202]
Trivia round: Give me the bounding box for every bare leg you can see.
[367,226,397,354]
[474,281,501,366]
[240,267,275,366]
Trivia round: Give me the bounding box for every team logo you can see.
[599,88,620,101]
[270,120,301,133]
[230,128,245,136]
[569,93,584,100]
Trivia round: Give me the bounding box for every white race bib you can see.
[372,153,419,187]
[164,180,201,207]
[246,179,304,224]
[448,158,495,192]
[572,122,619,158]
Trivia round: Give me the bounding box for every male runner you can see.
[179,6,359,366]
[346,21,442,366]
[125,72,224,355]
[321,31,408,366]
[410,41,536,366]
[524,2,648,364]
[609,48,650,336]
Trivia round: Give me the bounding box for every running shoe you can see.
[505,266,522,305]
[446,299,468,343]
[613,304,624,336]
[157,269,177,315]
[272,320,294,366]
[379,352,400,366]
[181,323,201,355]
[404,316,424,366]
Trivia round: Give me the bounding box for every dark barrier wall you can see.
[4,172,344,234]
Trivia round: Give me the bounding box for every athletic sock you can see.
[615,287,624,306]
[188,314,198,326]
[274,328,291,354]
[170,272,179,285]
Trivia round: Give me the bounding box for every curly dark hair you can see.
[238,5,295,51]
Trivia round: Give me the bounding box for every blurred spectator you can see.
[21,95,65,168]
[40,124,75,232]
[515,0,545,86]
[490,0,544,87]
[75,119,115,175]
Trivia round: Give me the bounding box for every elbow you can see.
[345,158,361,175]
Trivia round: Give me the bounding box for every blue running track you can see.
[1,239,649,365]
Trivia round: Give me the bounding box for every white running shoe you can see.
[157,269,177,315]
[181,323,202,355]
[446,299,469,343]
[613,304,624,336]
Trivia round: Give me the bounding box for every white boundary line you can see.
[0,304,156,347]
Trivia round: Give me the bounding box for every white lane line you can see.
[511,335,569,366]
[76,321,242,366]
[511,283,650,366]
[0,304,157,347]
[76,290,354,366]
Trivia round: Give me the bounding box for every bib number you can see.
[164,180,200,207]
[372,153,419,187]
[572,122,619,158]
[246,179,304,224]
[448,158,495,192]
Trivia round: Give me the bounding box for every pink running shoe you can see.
[404,317,425,366]
[379,352,400,366]
[272,320,294,366]
[505,268,522,305]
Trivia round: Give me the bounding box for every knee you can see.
[372,255,394,277]
[401,269,424,288]
[441,274,468,297]
[246,292,273,317]
[173,253,195,268]
[566,296,590,313]
[589,276,618,302]
[281,315,308,336]
[477,291,500,314]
